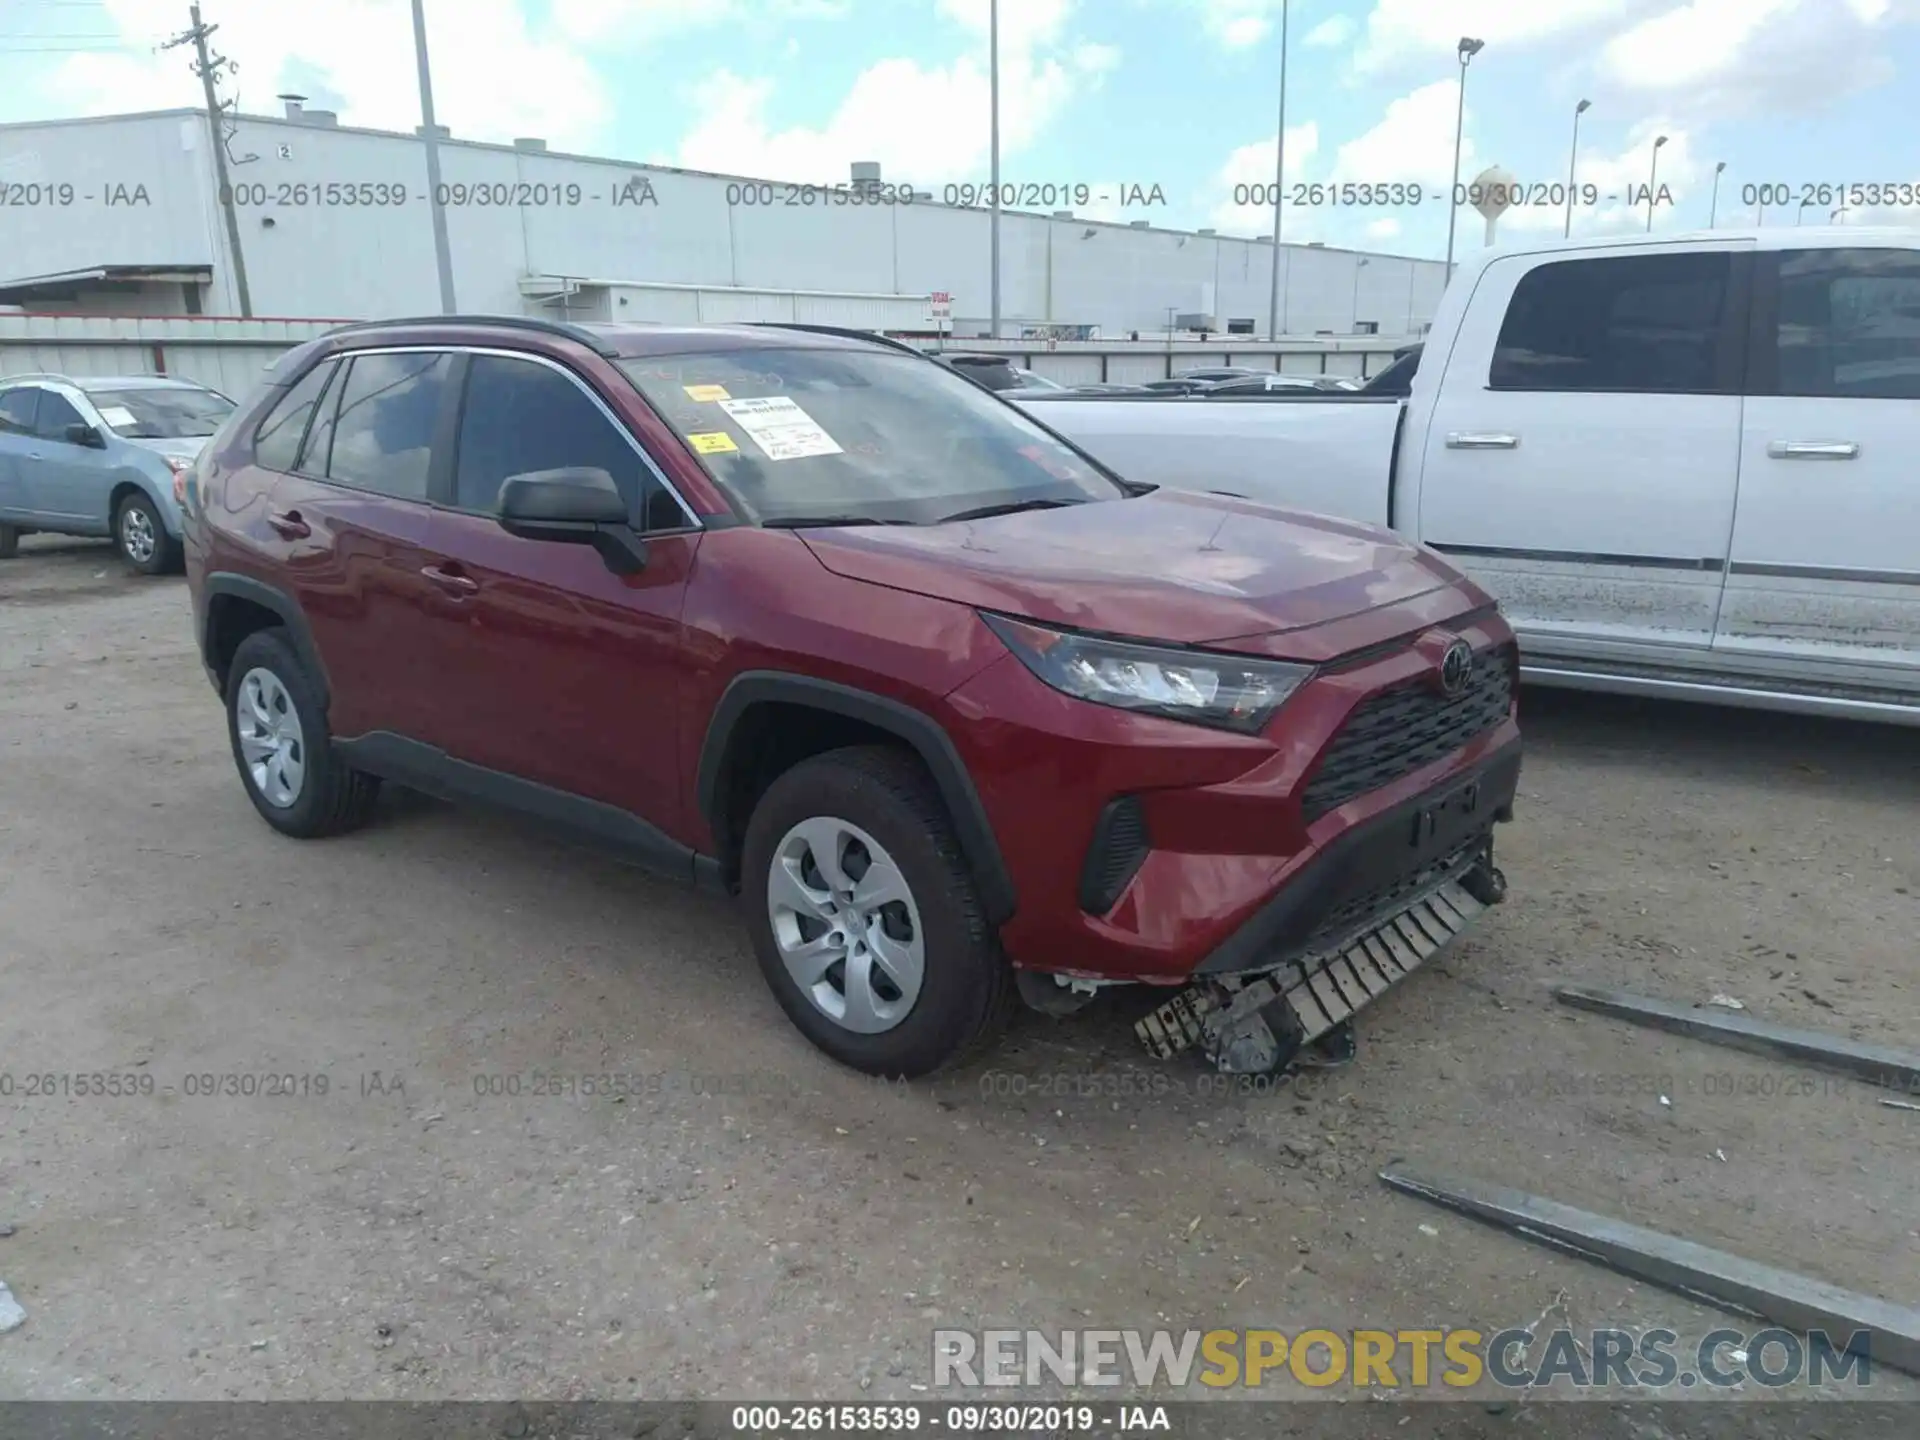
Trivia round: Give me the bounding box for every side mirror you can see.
[65,422,106,448]
[496,467,647,574]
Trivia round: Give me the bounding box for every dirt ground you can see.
[2,535,1917,1432]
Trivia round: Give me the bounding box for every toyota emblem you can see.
[1439,640,1474,698]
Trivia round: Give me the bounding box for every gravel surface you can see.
[2,535,1916,1431]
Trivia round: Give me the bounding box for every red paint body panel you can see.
[188,319,1522,987]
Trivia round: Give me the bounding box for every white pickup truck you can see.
[1015,227,1920,726]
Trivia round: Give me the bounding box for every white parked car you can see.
[1014,228,1920,725]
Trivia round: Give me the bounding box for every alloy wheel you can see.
[120,504,157,564]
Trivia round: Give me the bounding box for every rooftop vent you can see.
[851,160,881,183]
[1197,227,1216,236]
[513,137,548,153]
[416,123,450,139]
[1128,220,1149,229]
[278,93,308,120]
[304,110,338,127]
[1052,209,1073,219]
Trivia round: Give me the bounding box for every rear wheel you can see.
[115,491,179,575]
[225,628,379,838]
[0,523,17,559]
[741,746,1011,1077]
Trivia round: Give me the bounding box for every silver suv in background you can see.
[0,373,236,573]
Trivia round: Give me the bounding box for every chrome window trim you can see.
[322,343,704,531]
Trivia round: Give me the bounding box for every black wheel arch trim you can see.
[201,572,332,710]
[696,671,1018,926]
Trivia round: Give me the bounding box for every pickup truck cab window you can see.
[1766,247,1920,400]
[1490,252,1737,394]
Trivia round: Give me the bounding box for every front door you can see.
[1719,245,1920,693]
[258,348,462,744]
[421,350,702,837]
[1415,244,1749,659]
[21,388,113,529]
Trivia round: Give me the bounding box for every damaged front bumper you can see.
[1137,741,1520,1074]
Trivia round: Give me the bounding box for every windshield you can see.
[620,347,1124,526]
[88,386,234,439]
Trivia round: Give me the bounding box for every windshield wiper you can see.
[935,497,1086,524]
[761,515,917,530]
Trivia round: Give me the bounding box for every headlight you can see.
[982,613,1311,734]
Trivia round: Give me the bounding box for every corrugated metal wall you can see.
[0,316,340,395]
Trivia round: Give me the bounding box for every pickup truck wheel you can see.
[115,492,179,575]
[225,629,380,838]
[742,745,1012,1078]
[0,523,17,559]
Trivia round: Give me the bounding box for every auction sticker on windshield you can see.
[684,384,731,402]
[96,405,137,429]
[686,431,738,454]
[718,395,844,461]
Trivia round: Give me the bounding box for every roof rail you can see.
[323,312,622,358]
[747,322,932,360]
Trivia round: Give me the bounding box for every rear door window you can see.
[322,352,452,500]
[1763,247,1920,400]
[1491,252,1735,394]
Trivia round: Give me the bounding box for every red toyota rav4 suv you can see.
[182,317,1520,1077]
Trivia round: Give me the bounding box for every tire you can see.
[0,523,17,559]
[225,628,379,839]
[114,491,180,575]
[741,745,1013,1078]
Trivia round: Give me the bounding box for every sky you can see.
[3,0,1918,259]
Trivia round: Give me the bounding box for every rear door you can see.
[420,349,703,833]
[1415,244,1749,656]
[1719,245,1920,691]
[260,348,462,743]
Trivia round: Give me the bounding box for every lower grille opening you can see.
[1078,795,1151,914]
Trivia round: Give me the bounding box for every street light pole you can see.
[1564,98,1589,238]
[411,0,457,313]
[1708,160,1726,228]
[989,0,1001,340]
[1266,0,1290,340]
[1351,257,1368,330]
[1645,134,1667,233]
[1445,38,1484,270]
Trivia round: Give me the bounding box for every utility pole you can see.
[168,5,253,316]
[1266,0,1289,340]
[988,0,1001,340]
[411,0,458,313]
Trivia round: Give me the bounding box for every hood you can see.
[800,490,1483,661]
[121,435,209,464]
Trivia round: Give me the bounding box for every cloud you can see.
[551,0,849,45]
[1205,120,1321,234]
[1179,0,1287,50]
[15,0,611,148]
[1365,215,1402,239]
[1352,0,1654,75]
[1489,121,1701,237]
[1599,0,1917,120]
[1304,15,1357,48]
[675,9,1117,186]
[1330,78,1475,189]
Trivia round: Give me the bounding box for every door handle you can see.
[1446,432,1519,450]
[266,508,310,538]
[1767,440,1859,460]
[421,563,479,597]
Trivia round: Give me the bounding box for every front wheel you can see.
[115,491,180,575]
[741,746,1012,1077]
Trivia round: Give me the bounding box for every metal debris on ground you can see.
[1883,1099,1920,1113]
[1705,994,1746,1011]
[1553,983,1920,1093]
[1378,1164,1920,1379]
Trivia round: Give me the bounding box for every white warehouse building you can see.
[0,107,1447,346]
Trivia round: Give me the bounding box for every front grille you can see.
[1078,795,1151,914]
[1301,642,1515,822]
